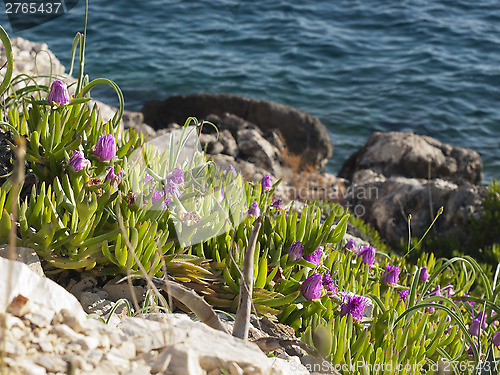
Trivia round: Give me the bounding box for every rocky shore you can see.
[0,37,491,374]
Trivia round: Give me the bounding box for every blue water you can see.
[2,0,500,182]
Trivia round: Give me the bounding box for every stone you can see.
[14,360,47,375]
[103,278,146,304]
[51,324,83,342]
[237,129,282,175]
[0,257,87,321]
[7,294,33,317]
[338,131,482,185]
[35,354,67,373]
[0,245,44,277]
[142,94,333,170]
[219,129,239,157]
[344,175,486,247]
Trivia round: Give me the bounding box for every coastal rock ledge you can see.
[142,93,334,170]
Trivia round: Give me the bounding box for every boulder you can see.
[339,132,482,185]
[237,129,282,176]
[343,175,486,247]
[142,93,333,170]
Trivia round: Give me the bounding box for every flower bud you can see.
[381,265,400,285]
[105,166,123,185]
[67,150,90,172]
[300,273,323,301]
[48,80,70,106]
[261,174,272,190]
[357,245,376,266]
[303,247,323,266]
[94,134,116,161]
[248,201,260,218]
[492,331,500,348]
[287,241,304,261]
[419,266,429,282]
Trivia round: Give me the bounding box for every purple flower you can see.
[271,198,283,210]
[475,311,486,329]
[213,186,224,203]
[381,265,400,285]
[261,174,272,190]
[48,80,70,106]
[357,245,376,267]
[163,180,181,198]
[467,344,476,361]
[419,266,429,282]
[94,134,116,161]
[322,271,338,295]
[398,289,409,302]
[300,273,323,301]
[224,164,238,178]
[303,247,323,266]
[428,286,441,313]
[105,166,123,185]
[340,292,370,321]
[152,190,170,208]
[67,150,90,172]
[167,167,184,185]
[493,331,500,348]
[343,240,356,251]
[469,319,481,337]
[144,172,153,184]
[248,201,260,218]
[287,241,304,262]
[442,284,454,297]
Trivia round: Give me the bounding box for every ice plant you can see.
[339,292,370,321]
[163,180,181,198]
[287,241,304,261]
[322,271,338,295]
[248,201,260,218]
[270,198,283,210]
[428,285,441,313]
[300,273,323,301]
[343,239,356,251]
[380,265,400,285]
[67,150,90,172]
[94,134,116,161]
[144,172,153,184]
[303,247,323,266]
[442,284,454,297]
[48,80,70,106]
[357,245,376,267]
[493,331,500,348]
[105,166,123,185]
[398,289,409,302]
[261,174,272,190]
[419,266,429,282]
[469,318,481,337]
[167,167,185,185]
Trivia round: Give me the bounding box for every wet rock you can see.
[339,131,482,185]
[142,93,333,170]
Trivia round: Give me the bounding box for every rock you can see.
[103,277,146,304]
[344,175,486,247]
[220,129,239,157]
[0,257,87,322]
[142,93,333,170]
[237,129,282,176]
[199,133,225,154]
[0,245,44,277]
[338,131,482,185]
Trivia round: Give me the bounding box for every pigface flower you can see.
[287,241,304,262]
[469,319,481,337]
[163,180,181,199]
[442,284,454,297]
[343,239,356,251]
[419,266,429,282]
[492,331,500,348]
[94,134,116,161]
[248,201,260,218]
[68,150,90,172]
[322,271,338,295]
[357,245,376,267]
[48,80,70,106]
[303,247,323,266]
[380,265,400,286]
[270,198,283,210]
[261,174,272,190]
[300,273,323,301]
[167,167,185,185]
[339,292,370,322]
[398,289,409,302]
[105,166,123,185]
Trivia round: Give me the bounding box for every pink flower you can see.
[94,134,116,161]
[301,273,323,301]
[48,80,70,106]
[68,150,90,172]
